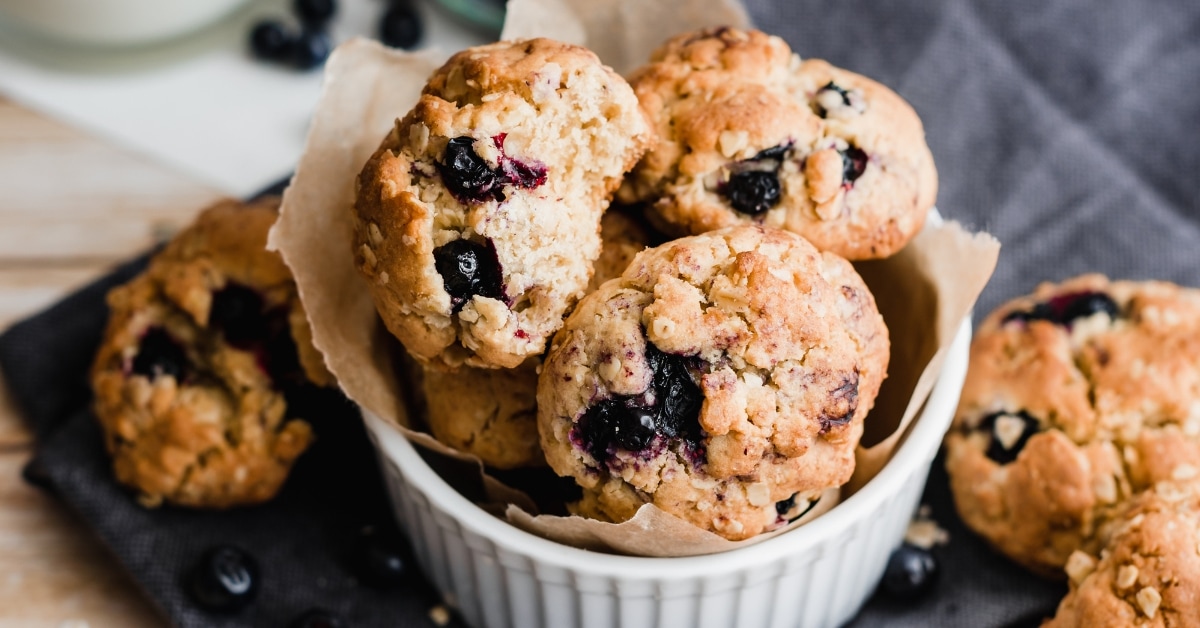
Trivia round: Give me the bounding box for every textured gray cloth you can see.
[2,1,1199,626]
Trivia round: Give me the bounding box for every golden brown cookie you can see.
[946,274,1200,575]
[619,27,937,260]
[353,38,652,371]
[91,197,330,508]
[1047,485,1200,627]
[537,225,888,540]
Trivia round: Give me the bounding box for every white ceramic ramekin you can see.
[0,0,252,46]
[363,318,971,628]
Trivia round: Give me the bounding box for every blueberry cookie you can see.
[945,275,1200,574]
[537,225,889,540]
[91,197,330,508]
[618,27,937,260]
[353,38,652,370]
[1048,485,1200,627]
[417,211,654,469]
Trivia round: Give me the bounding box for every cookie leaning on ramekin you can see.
[353,38,652,371]
[618,26,937,260]
[91,197,332,509]
[537,225,889,541]
[415,210,656,470]
[945,274,1200,576]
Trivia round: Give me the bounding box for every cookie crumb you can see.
[904,517,949,550]
[1136,586,1161,618]
[429,604,451,626]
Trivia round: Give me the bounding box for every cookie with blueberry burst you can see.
[352,38,652,370]
[90,197,332,508]
[537,226,888,540]
[945,274,1200,576]
[618,27,937,260]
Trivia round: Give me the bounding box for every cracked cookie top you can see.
[536,225,888,540]
[353,38,652,370]
[618,26,937,260]
[90,197,329,508]
[1048,485,1200,627]
[945,274,1200,574]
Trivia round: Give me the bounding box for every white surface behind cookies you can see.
[0,0,488,196]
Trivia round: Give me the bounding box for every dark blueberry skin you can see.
[775,493,819,524]
[753,143,791,160]
[433,238,504,312]
[724,170,781,215]
[379,3,423,50]
[980,410,1039,465]
[817,373,860,433]
[438,137,503,202]
[209,284,267,347]
[437,135,547,202]
[293,0,337,27]
[1002,291,1121,327]
[576,343,705,463]
[880,543,939,599]
[249,20,294,62]
[352,524,414,587]
[292,29,333,70]
[131,328,188,380]
[289,609,345,628]
[840,146,868,186]
[814,81,851,118]
[188,546,259,613]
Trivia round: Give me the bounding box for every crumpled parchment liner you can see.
[270,0,999,557]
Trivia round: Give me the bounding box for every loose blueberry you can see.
[210,284,267,347]
[980,410,1039,464]
[249,20,294,62]
[881,543,939,599]
[813,82,851,118]
[292,29,332,71]
[433,238,504,312]
[289,608,345,628]
[438,137,503,202]
[379,3,423,50]
[293,0,337,27]
[840,146,868,186]
[188,545,259,613]
[132,328,188,380]
[724,170,781,215]
[353,524,413,586]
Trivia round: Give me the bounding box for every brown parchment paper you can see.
[270,2,1000,557]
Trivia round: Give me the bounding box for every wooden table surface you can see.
[0,96,226,627]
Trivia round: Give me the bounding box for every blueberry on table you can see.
[353,524,414,586]
[131,327,188,381]
[433,238,504,312]
[380,3,423,50]
[188,545,259,613]
[289,608,346,628]
[249,20,294,62]
[292,29,333,71]
[881,543,939,599]
[723,170,781,215]
[293,0,337,27]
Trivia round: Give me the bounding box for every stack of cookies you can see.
[351,27,937,540]
[947,275,1200,624]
